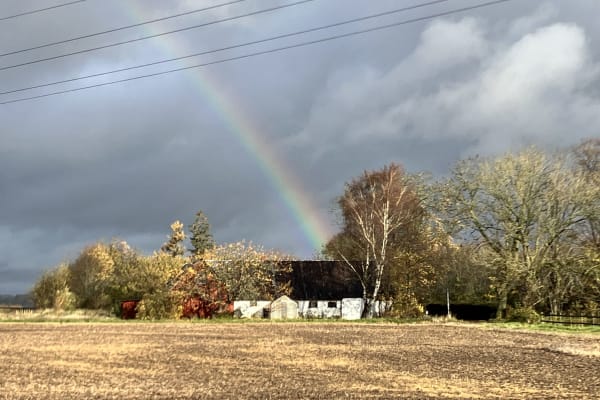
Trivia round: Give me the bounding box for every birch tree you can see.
[327,163,424,317]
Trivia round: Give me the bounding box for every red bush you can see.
[120,300,139,319]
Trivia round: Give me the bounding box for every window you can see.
[308,300,317,308]
[327,301,337,308]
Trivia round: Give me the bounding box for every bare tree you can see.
[205,241,292,301]
[573,138,600,251]
[439,148,591,317]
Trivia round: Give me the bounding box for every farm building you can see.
[289,260,365,319]
[233,301,271,318]
[297,298,365,320]
[233,297,370,320]
[233,261,367,320]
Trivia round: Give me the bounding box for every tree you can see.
[134,252,187,319]
[170,260,231,317]
[438,148,591,317]
[104,240,146,306]
[325,163,425,317]
[573,138,600,251]
[188,210,215,256]
[68,243,115,309]
[31,264,76,310]
[204,241,292,301]
[161,220,186,257]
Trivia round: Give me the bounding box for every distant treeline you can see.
[0,294,34,307]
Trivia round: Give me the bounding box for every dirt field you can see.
[0,322,598,399]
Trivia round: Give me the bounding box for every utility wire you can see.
[0,0,245,58]
[0,0,513,106]
[0,0,315,72]
[0,0,453,96]
[0,0,85,22]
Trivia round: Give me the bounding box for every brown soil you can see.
[0,322,598,399]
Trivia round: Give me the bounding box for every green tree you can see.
[161,220,186,257]
[104,240,146,307]
[188,210,215,256]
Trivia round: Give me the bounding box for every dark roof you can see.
[287,260,363,300]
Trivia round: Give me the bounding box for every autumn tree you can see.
[169,260,231,316]
[68,243,115,309]
[325,163,425,317]
[188,210,215,257]
[205,241,292,301]
[134,252,187,319]
[437,148,593,317]
[31,263,76,310]
[104,241,146,305]
[161,220,186,257]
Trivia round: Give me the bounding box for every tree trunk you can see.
[496,287,508,319]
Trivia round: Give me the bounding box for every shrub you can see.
[506,307,541,324]
[385,293,424,318]
[53,287,77,311]
[136,292,182,320]
[31,264,76,309]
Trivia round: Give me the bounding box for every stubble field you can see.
[0,322,599,399]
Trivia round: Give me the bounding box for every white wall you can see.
[341,298,364,320]
[233,300,271,316]
[234,298,390,319]
[297,300,342,319]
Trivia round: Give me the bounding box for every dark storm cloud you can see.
[1,0,599,293]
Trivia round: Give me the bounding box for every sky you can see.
[1,0,599,294]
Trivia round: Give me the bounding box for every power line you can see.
[0,0,315,72]
[0,0,454,97]
[0,0,245,58]
[0,0,85,22]
[0,0,514,106]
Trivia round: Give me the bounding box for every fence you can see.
[541,313,600,326]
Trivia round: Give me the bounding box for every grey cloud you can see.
[1,0,599,294]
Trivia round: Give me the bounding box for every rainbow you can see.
[119,2,333,254]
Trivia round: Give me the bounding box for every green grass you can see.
[485,320,600,334]
[2,309,598,334]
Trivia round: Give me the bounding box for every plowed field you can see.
[0,322,598,399]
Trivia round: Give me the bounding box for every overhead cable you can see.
[0,0,316,72]
[0,0,453,96]
[0,0,514,106]
[0,0,85,22]
[0,0,245,58]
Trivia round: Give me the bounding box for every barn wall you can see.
[297,300,341,318]
[233,301,271,316]
[234,298,390,320]
[341,298,364,320]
